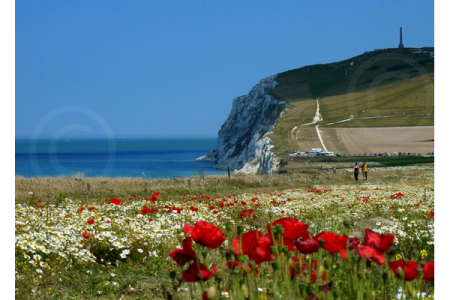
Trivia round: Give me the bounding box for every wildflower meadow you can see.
[15,178,434,299]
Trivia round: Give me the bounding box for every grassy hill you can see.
[268,47,434,156]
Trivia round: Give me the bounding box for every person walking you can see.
[353,162,359,181]
[362,161,369,181]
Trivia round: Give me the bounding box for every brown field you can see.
[320,126,434,155]
[287,125,434,155]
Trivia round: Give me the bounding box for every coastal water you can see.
[15,138,226,178]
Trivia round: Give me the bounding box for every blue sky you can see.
[15,1,434,139]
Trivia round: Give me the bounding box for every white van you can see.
[310,148,322,153]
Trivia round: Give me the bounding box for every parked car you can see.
[369,154,374,157]
[426,152,433,156]
[412,153,416,156]
[364,153,367,156]
[378,153,383,157]
[336,153,341,157]
[399,152,403,156]
[343,154,347,157]
[407,153,411,156]
[354,154,357,157]
[403,153,406,156]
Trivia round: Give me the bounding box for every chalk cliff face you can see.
[199,75,287,174]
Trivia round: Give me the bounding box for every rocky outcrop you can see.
[198,75,288,174]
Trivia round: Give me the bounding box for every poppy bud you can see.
[343,220,353,228]
[270,246,278,255]
[271,261,280,270]
[202,251,208,259]
[268,211,274,219]
[237,255,246,263]
[169,271,177,280]
[319,238,326,247]
[396,267,404,279]
[306,286,312,294]
[370,291,376,300]
[162,284,168,291]
[382,272,388,282]
[206,286,216,300]
[366,259,372,269]
[324,260,331,269]
[248,260,256,269]
[317,265,325,280]
[226,223,232,231]
[241,284,249,299]
[282,246,288,254]
[387,246,397,255]
[237,225,244,236]
[275,224,283,233]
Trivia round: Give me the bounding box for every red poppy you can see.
[81,232,90,239]
[294,239,319,254]
[108,198,122,205]
[36,200,42,205]
[87,219,95,225]
[88,206,96,211]
[429,212,434,217]
[154,192,160,198]
[270,218,310,241]
[169,237,197,266]
[422,261,434,281]
[388,260,419,281]
[183,221,226,249]
[364,229,395,252]
[247,233,274,264]
[314,231,349,259]
[133,194,138,198]
[232,231,261,255]
[355,229,395,265]
[348,237,360,250]
[183,263,217,282]
[355,246,385,265]
[231,231,273,264]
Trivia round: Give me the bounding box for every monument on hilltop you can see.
[398,27,404,48]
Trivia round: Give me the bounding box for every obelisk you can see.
[398,27,404,48]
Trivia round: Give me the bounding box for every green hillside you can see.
[269,47,434,156]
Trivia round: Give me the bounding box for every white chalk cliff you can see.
[198,75,288,174]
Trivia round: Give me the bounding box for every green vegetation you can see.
[15,167,435,299]
[268,47,434,156]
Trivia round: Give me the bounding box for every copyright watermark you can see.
[29,106,116,177]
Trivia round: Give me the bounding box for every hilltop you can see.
[269,47,434,156]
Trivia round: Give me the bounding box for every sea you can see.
[15,138,227,178]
